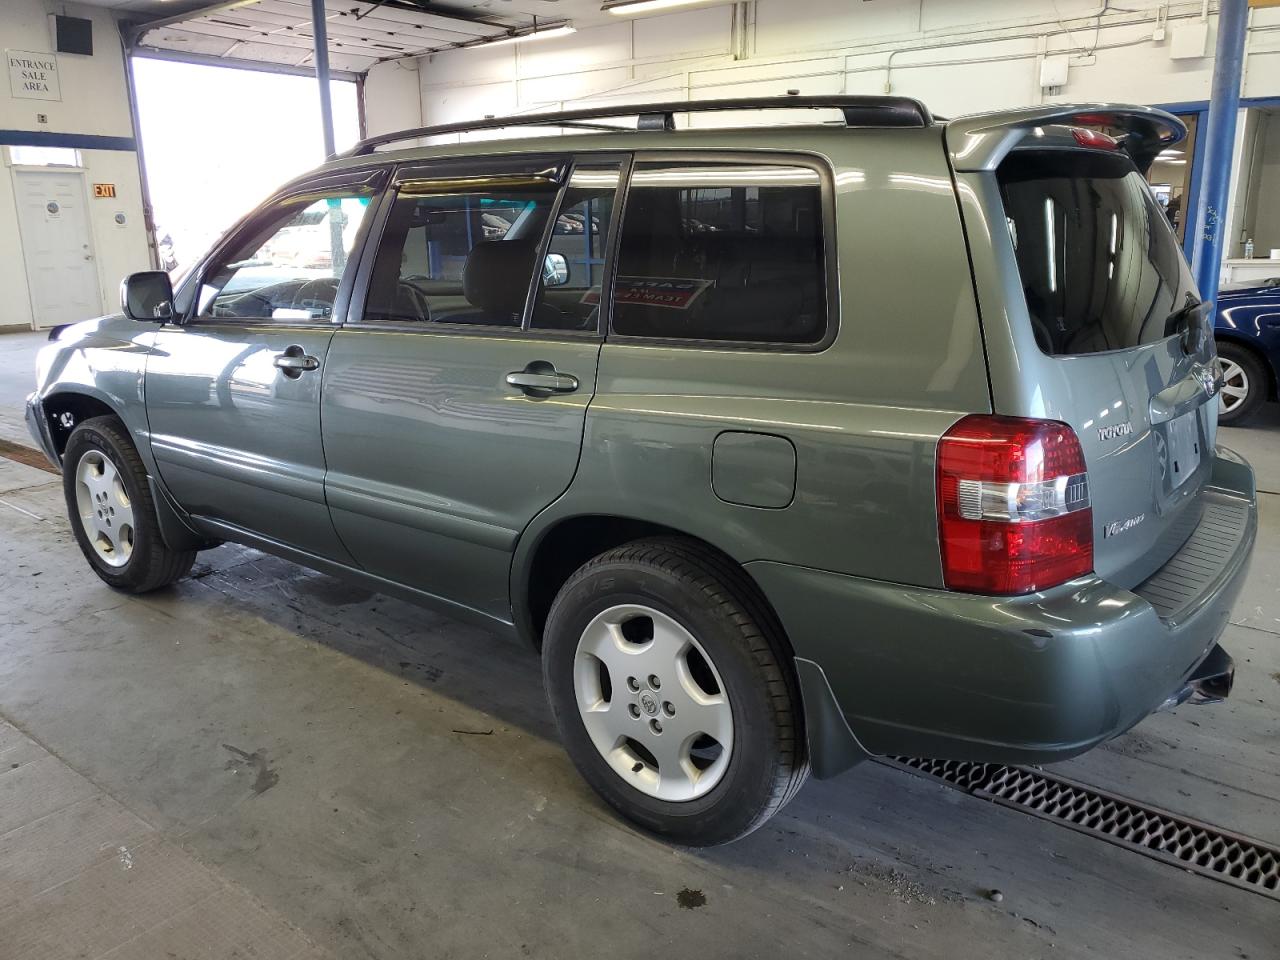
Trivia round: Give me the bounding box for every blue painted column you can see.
[311,0,346,277]
[311,0,336,159]
[1190,0,1248,304]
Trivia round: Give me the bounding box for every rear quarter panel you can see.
[521,127,990,588]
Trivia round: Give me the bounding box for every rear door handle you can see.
[506,362,579,395]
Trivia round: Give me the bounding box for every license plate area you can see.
[1165,409,1202,490]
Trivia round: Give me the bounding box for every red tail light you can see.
[1070,126,1119,150]
[937,415,1093,595]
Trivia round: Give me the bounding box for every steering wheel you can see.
[291,277,340,319]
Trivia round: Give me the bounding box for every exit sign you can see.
[93,183,116,198]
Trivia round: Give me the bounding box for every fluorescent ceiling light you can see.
[604,0,727,15]
[487,24,576,45]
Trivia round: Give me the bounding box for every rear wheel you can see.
[542,538,808,845]
[62,416,196,593]
[1216,342,1267,426]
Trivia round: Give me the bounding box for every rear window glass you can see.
[999,149,1192,356]
[611,163,827,344]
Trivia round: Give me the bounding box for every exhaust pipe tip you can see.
[1157,644,1234,712]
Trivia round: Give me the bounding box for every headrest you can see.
[463,239,536,320]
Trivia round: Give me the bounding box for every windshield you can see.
[998,148,1193,357]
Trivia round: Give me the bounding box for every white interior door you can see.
[13,169,101,329]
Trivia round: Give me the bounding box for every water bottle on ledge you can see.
[1245,237,1255,259]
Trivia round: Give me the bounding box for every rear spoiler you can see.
[946,103,1185,174]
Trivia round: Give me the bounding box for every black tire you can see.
[1216,341,1268,426]
[542,537,809,845]
[62,416,196,593]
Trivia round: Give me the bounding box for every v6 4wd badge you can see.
[1098,421,1133,442]
[1104,514,1145,538]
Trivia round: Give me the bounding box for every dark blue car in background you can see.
[1216,280,1280,425]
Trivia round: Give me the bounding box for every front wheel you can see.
[542,538,809,845]
[62,416,196,593]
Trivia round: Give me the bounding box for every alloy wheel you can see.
[573,604,733,802]
[1217,357,1250,415]
[74,449,135,568]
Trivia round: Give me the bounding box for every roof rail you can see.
[340,95,933,158]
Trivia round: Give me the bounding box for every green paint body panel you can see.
[146,321,352,562]
[749,454,1256,764]
[320,326,601,621]
[26,112,1257,781]
[711,432,796,509]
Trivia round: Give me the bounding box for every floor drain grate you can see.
[883,757,1280,901]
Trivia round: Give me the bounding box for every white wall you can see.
[360,57,422,140]
[1247,111,1280,255]
[360,0,1280,134]
[1,0,150,329]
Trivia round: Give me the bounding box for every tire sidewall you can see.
[62,421,150,588]
[544,559,788,841]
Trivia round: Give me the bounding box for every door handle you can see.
[273,349,320,378]
[506,362,579,395]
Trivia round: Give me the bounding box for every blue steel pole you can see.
[311,0,346,274]
[1190,0,1248,306]
[311,0,336,159]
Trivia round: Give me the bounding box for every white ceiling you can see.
[72,0,633,74]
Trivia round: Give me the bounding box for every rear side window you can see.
[611,162,827,345]
[532,162,621,332]
[999,149,1192,356]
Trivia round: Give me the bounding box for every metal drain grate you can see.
[884,757,1280,901]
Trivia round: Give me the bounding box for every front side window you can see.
[197,195,371,320]
[365,181,559,327]
[611,162,828,344]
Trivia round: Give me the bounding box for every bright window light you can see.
[8,145,80,166]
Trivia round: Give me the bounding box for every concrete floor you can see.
[0,331,44,447]
[1,328,1278,959]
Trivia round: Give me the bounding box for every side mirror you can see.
[542,252,569,288]
[121,271,174,322]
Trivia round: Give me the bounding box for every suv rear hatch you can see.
[950,108,1220,588]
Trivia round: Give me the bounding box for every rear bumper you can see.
[24,393,60,469]
[749,448,1257,777]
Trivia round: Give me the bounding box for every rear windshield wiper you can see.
[1164,297,1213,354]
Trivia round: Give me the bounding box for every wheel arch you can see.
[512,513,789,656]
[516,513,867,779]
[42,388,124,461]
[48,390,212,553]
[1215,333,1278,400]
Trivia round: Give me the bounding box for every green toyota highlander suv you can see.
[25,97,1256,844]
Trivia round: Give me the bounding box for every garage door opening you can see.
[131,56,361,277]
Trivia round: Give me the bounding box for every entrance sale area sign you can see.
[8,50,61,102]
